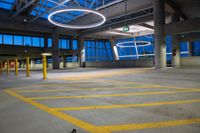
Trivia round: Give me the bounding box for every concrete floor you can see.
[0,67,200,133]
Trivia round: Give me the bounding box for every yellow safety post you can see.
[6,60,9,75]
[42,55,47,79]
[15,58,18,76]
[0,61,2,74]
[26,56,30,77]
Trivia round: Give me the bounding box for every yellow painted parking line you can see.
[5,89,200,133]
[28,89,200,100]
[101,118,200,132]
[4,90,108,133]
[14,85,176,93]
[99,79,199,90]
[8,83,99,91]
[51,99,200,111]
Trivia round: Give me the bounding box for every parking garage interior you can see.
[0,0,200,133]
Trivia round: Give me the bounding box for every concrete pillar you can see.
[78,37,84,67]
[110,38,119,60]
[188,41,193,56]
[172,14,181,67]
[154,0,166,69]
[62,56,66,68]
[52,30,60,69]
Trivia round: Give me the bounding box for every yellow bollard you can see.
[42,55,47,79]
[26,56,30,77]
[0,61,2,74]
[15,58,18,76]
[6,60,9,75]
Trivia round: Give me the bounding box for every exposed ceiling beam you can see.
[12,0,36,17]
[138,23,154,30]
[24,0,40,16]
[166,0,188,20]
[29,0,71,22]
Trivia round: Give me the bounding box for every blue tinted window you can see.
[14,35,23,45]
[61,39,67,49]
[32,37,40,47]
[3,35,13,45]
[40,38,44,47]
[192,41,200,56]
[24,36,31,46]
[48,38,52,47]
[72,39,78,50]
[84,40,114,61]
[0,34,2,44]
[59,39,70,49]
[180,42,189,57]
[66,39,70,49]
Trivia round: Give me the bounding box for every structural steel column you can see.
[26,56,30,77]
[78,37,84,67]
[42,55,47,80]
[154,0,166,69]
[172,14,181,67]
[6,60,9,75]
[110,38,119,60]
[15,58,18,76]
[52,30,60,69]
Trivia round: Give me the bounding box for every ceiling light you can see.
[48,8,106,29]
[116,41,151,48]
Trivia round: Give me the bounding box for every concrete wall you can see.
[85,59,153,68]
[66,62,79,68]
[181,57,200,66]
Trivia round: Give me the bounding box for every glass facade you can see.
[0,34,44,47]
[115,34,200,64]
[84,40,114,61]
[59,39,70,49]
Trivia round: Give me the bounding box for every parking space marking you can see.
[5,88,200,133]
[13,85,177,93]
[28,89,200,100]
[5,90,108,133]
[102,118,200,132]
[51,99,200,111]
[99,79,199,90]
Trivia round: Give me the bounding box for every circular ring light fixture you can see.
[116,41,151,48]
[48,8,106,29]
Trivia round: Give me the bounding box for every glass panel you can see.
[48,38,52,47]
[40,38,44,47]
[61,39,67,49]
[72,39,78,50]
[3,35,13,45]
[14,35,23,45]
[193,41,200,56]
[32,37,40,47]
[24,36,32,46]
[0,34,2,44]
